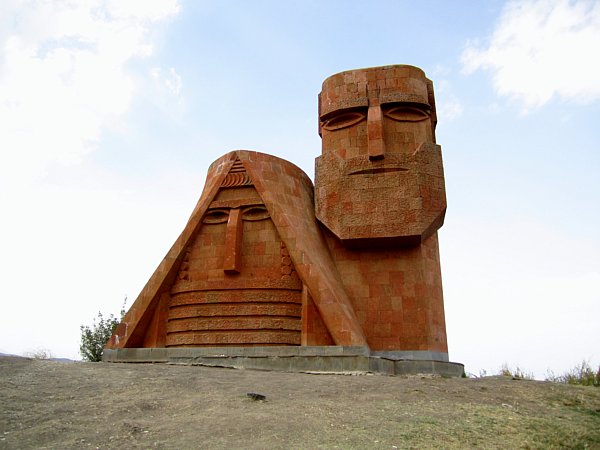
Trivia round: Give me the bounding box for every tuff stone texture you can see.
[107,151,367,349]
[313,65,448,354]
[316,65,445,246]
[105,64,457,375]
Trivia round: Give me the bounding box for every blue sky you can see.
[1,0,598,378]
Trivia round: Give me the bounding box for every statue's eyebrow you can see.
[319,97,368,118]
[209,199,264,209]
[381,101,430,110]
[320,105,367,119]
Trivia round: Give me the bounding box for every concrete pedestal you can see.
[103,346,464,377]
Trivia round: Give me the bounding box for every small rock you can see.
[246,392,266,401]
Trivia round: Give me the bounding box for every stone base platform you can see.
[103,346,464,377]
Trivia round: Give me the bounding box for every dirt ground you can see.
[1,355,599,449]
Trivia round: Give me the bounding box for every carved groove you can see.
[171,279,302,293]
[221,159,253,187]
[166,316,302,333]
[168,302,301,319]
[166,329,301,346]
[221,172,253,188]
[228,159,246,173]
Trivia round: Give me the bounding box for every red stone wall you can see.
[312,65,449,352]
[301,286,334,346]
[165,183,303,346]
[323,230,447,352]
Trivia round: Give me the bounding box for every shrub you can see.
[546,361,600,387]
[80,301,126,362]
[23,348,54,359]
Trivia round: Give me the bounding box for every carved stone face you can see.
[315,65,446,246]
[198,186,275,276]
[166,161,302,347]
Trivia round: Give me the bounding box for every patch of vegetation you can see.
[546,360,600,387]
[498,363,534,380]
[79,300,126,362]
[463,368,489,378]
[23,348,54,359]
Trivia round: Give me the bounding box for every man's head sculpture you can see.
[315,65,446,247]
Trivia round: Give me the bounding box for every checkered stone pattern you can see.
[315,65,449,352]
[107,150,367,349]
[165,183,303,347]
[106,64,450,359]
[316,65,446,245]
[324,228,447,352]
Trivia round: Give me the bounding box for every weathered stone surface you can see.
[312,65,448,354]
[103,347,464,377]
[107,151,366,349]
[316,65,445,245]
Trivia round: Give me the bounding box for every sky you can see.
[0,0,598,378]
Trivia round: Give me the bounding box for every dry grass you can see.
[1,356,599,449]
[546,360,600,388]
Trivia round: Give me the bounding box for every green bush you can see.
[80,301,126,362]
[546,361,600,387]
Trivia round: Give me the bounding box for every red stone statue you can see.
[313,65,447,356]
[106,65,450,364]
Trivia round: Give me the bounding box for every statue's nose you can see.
[223,208,242,273]
[367,105,386,160]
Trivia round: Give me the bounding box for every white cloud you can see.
[0,1,181,358]
[434,79,464,121]
[462,0,600,112]
[151,67,183,97]
[439,99,463,121]
[437,97,463,121]
[0,0,180,185]
[165,68,182,96]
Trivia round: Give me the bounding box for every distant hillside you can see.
[0,352,74,362]
[1,356,599,449]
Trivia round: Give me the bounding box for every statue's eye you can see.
[242,206,270,221]
[321,111,366,131]
[384,106,430,122]
[202,209,230,224]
